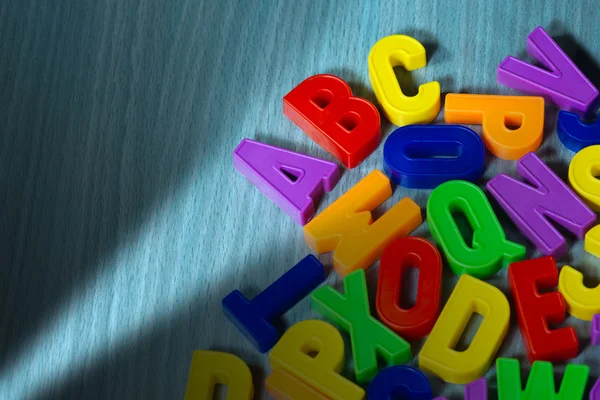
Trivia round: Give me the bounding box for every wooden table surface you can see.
[1,0,600,398]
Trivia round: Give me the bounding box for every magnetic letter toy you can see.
[497,26,599,114]
[284,74,381,168]
[559,264,600,321]
[508,257,579,363]
[267,319,365,400]
[432,378,488,400]
[233,138,340,225]
[304,170,422,276]
[376,236,442,340]
[312,269,412,384]
[496,358,589,400]
[444,93,544,160]
[185,350,253,400]
[383,124,485,188]
[558,111,600,152]
[592,378,600,400]
[369,34,440,126]
[586,225,600,258]
[427,180,525,279]
[593,314,600,346]
[488,152,596,258]
[419,275,510,384]
[368,366,432,400]
[568,144,600,212]
[222,254,326,352]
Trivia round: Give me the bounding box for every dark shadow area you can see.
[552,32,600,92]
[0,0,265,388]
[514,20,600,115]
[542,105,560,147]
[544,158,570,185]
[400,267,418,309]
[553,31,600,115]
[452,211,474,248]
[453,313,483,352]
[28,258,265,399]
[394,65,419,97]
[403,29,446,65]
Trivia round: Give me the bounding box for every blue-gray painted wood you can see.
[1,0,599,398]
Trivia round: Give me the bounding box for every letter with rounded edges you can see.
[418,275,510,384]
[383,124,485,189]
[488,152,596,258]
[304,170,422,276]
[559,265,600,321]
[376,236,442,340]
[312,269,412,384]
[593,315,600,346]
[568,145,600,212]
[444,93,544,160]
[427,180,525,279]
[233,138,340,225]
[508,257,579,363]
[266,369,330,400]
[432,378,488,400]
[267,319,364,400]
[558,111,600,152]
[586,225,600,258]
[283,74,381,168]
[184,350,253,400]
[497,26,599,114]
[222,254,326,353]
[592,378,600,400]
[368,34,440,126]
[496,358,589,400]
[368,366,432,400]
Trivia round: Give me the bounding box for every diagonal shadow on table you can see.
[0,0,269,382]
[28,240,303,399]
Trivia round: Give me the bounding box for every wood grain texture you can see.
[1,0,599,398]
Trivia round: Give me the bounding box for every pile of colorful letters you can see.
[186,26,600,400]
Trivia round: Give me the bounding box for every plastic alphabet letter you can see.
[376,236,442,340]
[508,257,579,363]
[427,180,525,279]
[267,369,330,400]
[432,378,488,400]
[586,225,600,258]
[383,125,485,188]
[568,145,600,212]
[497,26,599,114]
[496,358,589,400]
[284,74,381,168]
[418,275,510,384]
[233,138,340,225]
[558,111,600,152]
[367,366,432,400]
[222,254,326,353]
[312,269,412,384]
[267,319,365,400]
[368,34,440,126]
[487,152,596,258]
[559,265,600,321]
[304,170,422,276]
[444,93,544,160]
[184,350,253,400]
[592,378,600,400]
[593,315,600,346]
[568,146,600,257]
